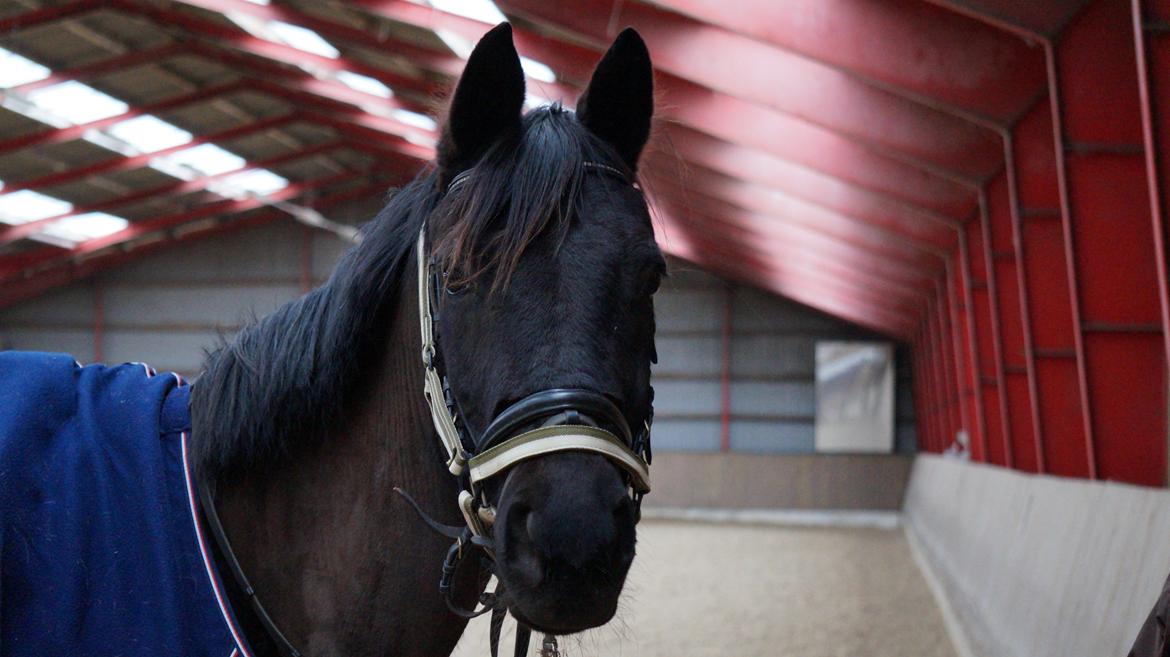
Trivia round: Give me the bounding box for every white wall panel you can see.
[102,284,301,327]
[906,455,1170,657]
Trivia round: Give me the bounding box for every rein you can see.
[197,161,653,657]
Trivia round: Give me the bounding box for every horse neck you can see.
[213,269,481,657]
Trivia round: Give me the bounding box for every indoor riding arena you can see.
[1,2,1168,657]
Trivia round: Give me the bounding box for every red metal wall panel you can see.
[958,234,990,460]
[988,173,1041,471]
[1135,0,1170,374]
[1053,0,1166,485]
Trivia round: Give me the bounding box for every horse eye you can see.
[641,269,662,297]
[443,273,469,296]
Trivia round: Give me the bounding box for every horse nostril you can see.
[526,508,540,542]
[504,503,544,587]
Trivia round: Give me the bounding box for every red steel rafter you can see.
[648,0,1046,122]
[0,43,186,94]
[378,0,1004,181]
[0,140,351,247]
[2,170,356,280]
[0,81,250,157]
[0,114,298,195]
[0,179,394,310]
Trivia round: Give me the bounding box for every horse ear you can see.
[439,23,525,176]
[576,28,654,171]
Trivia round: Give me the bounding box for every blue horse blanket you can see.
[0,352,250,657]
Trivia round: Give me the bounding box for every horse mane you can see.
[190,106,631,480]
[188,170,437,480]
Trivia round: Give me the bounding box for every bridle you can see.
[401,161,654,656]
[415,210,652,531]
[198,161,653,657]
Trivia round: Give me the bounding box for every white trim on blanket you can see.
[182,429,254,657]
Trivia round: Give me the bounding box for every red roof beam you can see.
[650,0,1047,123]
[0,81,251,157]
[650,186,944,278]
[493,0,1005,180]
[653,195,938,295]
[114,0,430,115]
[0,0,102,33]
[355,0,993,191]
[123,0,579,120]
[919,0,1085,40]
[0,114,297,195]
[0,43,186,95]
[657,93,978,219]
[1,170,356,280]
[0,178,395,310]
[0,140,352,247]
[644,164,952,258]
[173,0,462,75]
[655,215,932,302]
[667,239,916,338]
[183,0,983,219]
[198,20,978,226]
[657,229,922,332]
[654,123,963,232]
[180,40,438,120]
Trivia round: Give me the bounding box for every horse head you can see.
[424,24,661,635]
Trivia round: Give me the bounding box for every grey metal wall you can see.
[652,264,917,454]
[0,198,378,376]
[0,213,915,456]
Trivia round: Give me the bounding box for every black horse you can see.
[189,24,661,656]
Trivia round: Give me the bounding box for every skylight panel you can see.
[0,47,51,88]
[429,0,507,25]
[225,11,271,39]
[104,115,193,153]
[404,131,436,147]
[525,94,553,110]
[24,81,128,125]
[520,57,556,83]
[210,169,289,199]
[336,70,393,98]
[0,190,72,225]
[268,21,340,59]
[154,143,246,177]
[34,212,128,246]
[225,12,339,59]
[435,29,474,58]
[392,109,437,131]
